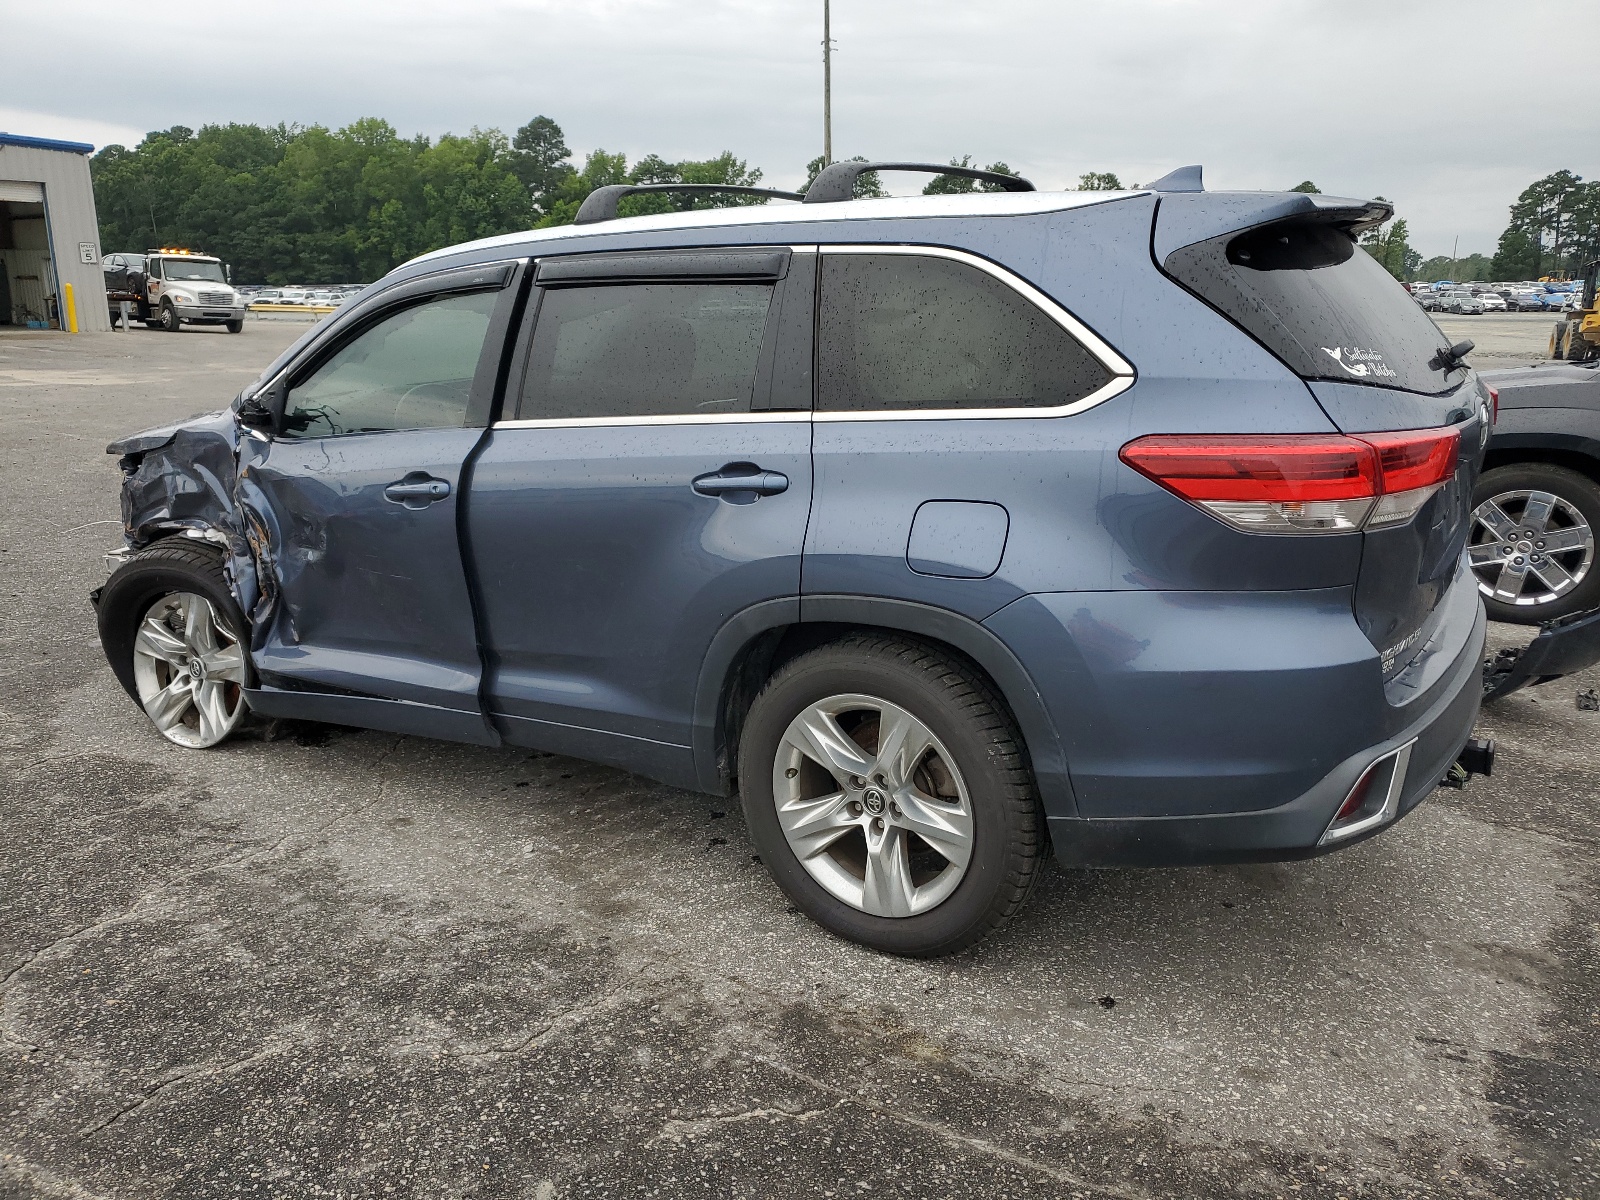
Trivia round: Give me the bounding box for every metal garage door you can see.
[0,181,46,203]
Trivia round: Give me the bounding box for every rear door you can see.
[467,247,815,780]
[240,262,522,741]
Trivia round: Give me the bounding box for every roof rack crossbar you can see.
[802,161,1034,204]
[574,184,805,225]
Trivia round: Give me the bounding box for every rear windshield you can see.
[1164,218,1466,395]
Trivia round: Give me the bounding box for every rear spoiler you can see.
[1152,191,1394,261]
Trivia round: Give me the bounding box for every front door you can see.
[242,274,518,741]
[468,248,816,783]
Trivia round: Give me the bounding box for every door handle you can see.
[691,465,789,499]
[383,475,451,509]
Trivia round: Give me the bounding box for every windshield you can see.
[159,259,227,284]
[1164,218,1465,395]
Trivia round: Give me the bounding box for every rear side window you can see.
[1163,219,1464,395]
[816,253,1111,414]
[520,283,773,420]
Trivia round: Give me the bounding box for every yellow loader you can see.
[1552,257,1598,362]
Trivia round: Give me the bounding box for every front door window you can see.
[283,291,499,437]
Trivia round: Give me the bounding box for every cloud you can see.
[7,0,1596,256]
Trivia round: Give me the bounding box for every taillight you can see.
[1120,428,1460,534]
[1488,386,1499,425]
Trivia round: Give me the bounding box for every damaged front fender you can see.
[108,410,277,646]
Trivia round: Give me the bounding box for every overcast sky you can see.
[5,0,1596,258]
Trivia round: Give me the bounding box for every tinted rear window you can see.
[1164,219,1466,395]
[816,253,1112,413]
[521,283,773,421]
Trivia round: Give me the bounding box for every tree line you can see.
[89,116,1023,285]
[89,117,1598,286]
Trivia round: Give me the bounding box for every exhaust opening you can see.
[1319,739,1415,845]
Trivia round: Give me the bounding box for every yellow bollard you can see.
[64,282,79,334]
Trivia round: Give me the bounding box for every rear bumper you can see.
[1047,597,1485,867]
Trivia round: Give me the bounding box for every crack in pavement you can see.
[402,988,639,1064]
[77,1043,287,1137]
[745,1051,1153,1200]
[651,1098,848,1144]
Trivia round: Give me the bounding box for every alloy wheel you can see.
[130,591,249,747]
[1469,489,1595,607]
[771,693,974,918]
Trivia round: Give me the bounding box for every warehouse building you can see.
[0,133,109,332]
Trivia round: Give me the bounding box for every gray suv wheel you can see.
[738,634,1042,957]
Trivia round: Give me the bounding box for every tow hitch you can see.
[1440,737,1495,789]
[1483,607,1600,701]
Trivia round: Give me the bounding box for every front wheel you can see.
[1470,464,1600,623]
[737,634,1043,957]
[225,319,244,334]
[159,301,181,332]
[97,539,252,747]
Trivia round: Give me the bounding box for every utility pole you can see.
[822,0,833,166]
[1451,234,1459,281]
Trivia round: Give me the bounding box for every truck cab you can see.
[104,248,247,333]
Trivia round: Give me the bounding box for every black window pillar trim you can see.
[457,260,536,747]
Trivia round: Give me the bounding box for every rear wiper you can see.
[1429,339,1473,372]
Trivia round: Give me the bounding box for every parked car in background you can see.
[1474,359,1600,621]
[1477,292,1507,312]
[1443,292,1485,315]
[1416,291,1444,311]
[1508,290,1548,312]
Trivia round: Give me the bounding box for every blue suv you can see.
[96,162,1496,956]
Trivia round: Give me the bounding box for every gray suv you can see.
[95,162,1500,955]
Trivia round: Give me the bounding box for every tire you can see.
[1551,322,1568,359]
[159,301,181,332]
[225,319,244,334]
[97,538,253,748]
[1567,327,1594,363]
[737,634,1043,957]
[1470,464,1600,623]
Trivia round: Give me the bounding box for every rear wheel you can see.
[1470,464,1600,623]
[737,634,1043,957]
[97,539,252,747]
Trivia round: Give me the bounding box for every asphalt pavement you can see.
[0,320,1596,1199]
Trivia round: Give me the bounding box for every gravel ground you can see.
[1,321,1596,1200]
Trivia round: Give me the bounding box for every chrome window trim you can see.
[492,243,1134,432]
[495,411,811,430]
[812,244,1134,423]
